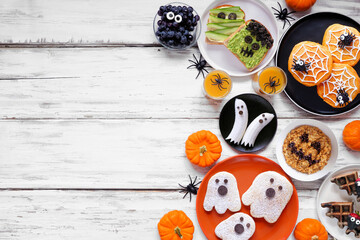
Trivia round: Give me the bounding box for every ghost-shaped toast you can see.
[242,171,293,223]
[215,212,256,240]
[203,171,241,214]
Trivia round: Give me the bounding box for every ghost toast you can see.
[204,171,241,214]
[242,171,293,223]
[215,212,255,240]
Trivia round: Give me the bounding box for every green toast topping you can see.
[226,20,274,69]
[205,31,229,42]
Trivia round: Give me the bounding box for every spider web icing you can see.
[325,26,360,62]
[291,44,331,84]
[320,66,358,106]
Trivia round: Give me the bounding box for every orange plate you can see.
[196,154,299,240]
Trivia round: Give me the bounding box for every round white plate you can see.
[275,119,338,181]
[197,0,279,77]
[317,165,360,240]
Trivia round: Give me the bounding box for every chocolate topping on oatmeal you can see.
[300,133,309,143]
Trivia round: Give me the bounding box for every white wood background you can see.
[0,0,359,239]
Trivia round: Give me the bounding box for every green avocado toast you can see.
[205,5,245,44]
[224,19,274,70]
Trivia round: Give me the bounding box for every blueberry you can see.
[179,12,184,16]
[168,40,174,46]
[159,36,165,42]
[182,6,187,12]
[160,6,165,11]
[167,22,172,27]
[192,21,197,27]
[155,30,161,36]
[171,6,176,12]
[158,25,165,31]
[188,34,193,41]
[167,31,175,38]
[179,27,185,32]
[166,5,172,11]
[188,12,193,18]
[189,26,194,31]
[188,7,193,12]
[195,15,200,21]
[184,30,189,36]
[180,35,187,43]
[165,27,170,31]
[175,32,182,39]
[161,15,166,21]
[160,31,167,38]
[158,10,163,16]
[177,6,182,11]
[173,22,179,28]
[163,11,167,17]
[183,15,187,21]
[157,20,162,26]
[187,20,192,26]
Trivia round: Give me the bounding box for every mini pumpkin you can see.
[343,120,360,151]
[185,130,222,167]
[158,210,194,240]
[294,218,328,240]
[285,0,316,11]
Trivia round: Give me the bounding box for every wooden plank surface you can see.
[0,190,317,240]
[0,0,358,45]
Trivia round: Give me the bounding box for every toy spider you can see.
[211,73,229,91]
[272,2,295,29]
[187,54,211,79]
[338,32,356,49]
[178,175,201,202]
[336,88,350,106]
[263,76,280,94]
[292,59,311,74]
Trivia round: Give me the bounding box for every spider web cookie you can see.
[288,41,333,87]
[323,24,360,66]
[317,63,360,108]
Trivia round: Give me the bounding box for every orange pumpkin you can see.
[185,130,222,167]
[294,218,328,240]
[158,210,194,240]
[285,0,316,11]
[343,120,360,151]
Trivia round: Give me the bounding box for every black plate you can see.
[219,93,277,152]
[276,12,360,115]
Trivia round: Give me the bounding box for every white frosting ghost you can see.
[215,212,256,240]
[226,99,249,145]
[203,171,241,214]
[241,113,274,147]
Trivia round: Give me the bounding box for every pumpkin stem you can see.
[174,226,183,238]
[199,145,207,156]
[311,236,319,240]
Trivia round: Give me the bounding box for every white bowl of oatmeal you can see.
[276,119,338,181]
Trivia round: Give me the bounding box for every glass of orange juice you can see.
[252,66,287,95]
[203,70,232,100]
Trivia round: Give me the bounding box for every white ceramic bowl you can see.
[275,119,338,181]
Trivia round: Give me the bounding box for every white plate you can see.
[275,119,338,181]
[317,165,360,240]
[197,0,279,77]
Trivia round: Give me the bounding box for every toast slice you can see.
[205,5,245,45]
[223,19,274,71]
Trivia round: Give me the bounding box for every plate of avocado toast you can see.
[198,0,279,77]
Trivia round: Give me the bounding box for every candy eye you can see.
[166,12,175,20]
[356,220,360,225]
[340,35,345,41]
[174,14,182,23]
[344,32,348,36]
[299,61,304,66]
[338,96,343,100]
[351,217,356,222]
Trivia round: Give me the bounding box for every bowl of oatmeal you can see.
[276,119,338,181]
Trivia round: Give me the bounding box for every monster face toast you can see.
[224,19,274,71]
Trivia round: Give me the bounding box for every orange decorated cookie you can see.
[317,63,360,108]
[288,41,333,87]
[323,24,360,66]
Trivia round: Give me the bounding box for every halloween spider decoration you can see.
[336,88,350,106]
[338,31,356,50]
[272,2,296,29]
[187,54,211,79]
[263,76,280,94]
[292,59,311,74]
[211,73,230,91]
[178,175,201,202]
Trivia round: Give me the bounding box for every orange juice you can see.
[256,66,287,95]
[203,70,232,99]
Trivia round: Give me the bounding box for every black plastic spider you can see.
[263,76,280,94]
[292,59,311,74]
[178,175,201,202]
[187,54,211,79]
[211,73,229,91]
[338,32,356,49]
[272,2,295,29]
[336,88,350,106]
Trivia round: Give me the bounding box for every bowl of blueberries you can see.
[153,2,201,50]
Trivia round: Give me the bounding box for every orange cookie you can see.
[323,24,360,66]
[317,63,360,108]
[288,41,333,87]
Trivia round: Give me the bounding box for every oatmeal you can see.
[282,125,331,174]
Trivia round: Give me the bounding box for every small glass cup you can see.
[252,66,287,95]
[203,70,232,100]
